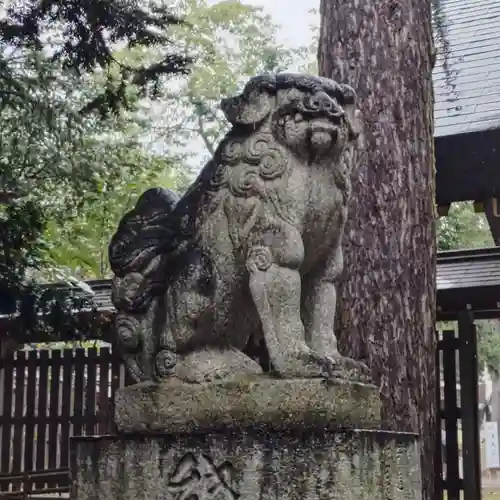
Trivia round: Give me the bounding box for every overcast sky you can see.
[243,0,319,48]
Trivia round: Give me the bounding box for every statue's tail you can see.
[109,187,182,383]
[109,187,181,313]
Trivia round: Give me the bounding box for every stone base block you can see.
[71,429,421,500]
[114,377,383,433]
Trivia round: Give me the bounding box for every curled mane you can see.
[205,131,289,199]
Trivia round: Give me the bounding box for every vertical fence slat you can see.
[98,347,111,434]
[0,354,14,485]
[109,347,122,436]
[442,328,461,500]
[458,311,481,500]
[59,349,74,473]
[23,349,38,495]
[11,351,26,491]
[85,348,98,436]
[34,349,49,490]
[47,349,62,487]
[73,348,86,439]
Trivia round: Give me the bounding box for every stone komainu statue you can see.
[109,73,370,384]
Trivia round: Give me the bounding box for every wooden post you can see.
[458,311,481,500]
[443,329,461,500]
[435,331,444,500]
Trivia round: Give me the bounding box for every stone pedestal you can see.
[71,377,422,500]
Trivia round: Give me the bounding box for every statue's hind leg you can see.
[162,256,263,383]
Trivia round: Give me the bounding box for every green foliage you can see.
[0,0,192,340]
[0,0,190,116]
[0,199,44,302]
[297,8,320,75]
[476,320,500,376]
[41,147,187,280]
[0,55,183,277]
[437,202,493,250]
[149,0,315,163]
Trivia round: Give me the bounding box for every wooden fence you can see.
[0,346,127,497]
[0,318,484,499]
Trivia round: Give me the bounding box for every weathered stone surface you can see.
[71,429,421,500]
[108,72,371,386]
[114,376,382,433]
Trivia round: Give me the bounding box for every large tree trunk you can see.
[318,2,437,500]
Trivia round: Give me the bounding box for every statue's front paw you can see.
[276,346,338,379]
[328,355,372,384]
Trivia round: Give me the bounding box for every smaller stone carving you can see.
[167,453,238,500]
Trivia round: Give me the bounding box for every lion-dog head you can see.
[220,73,361,163]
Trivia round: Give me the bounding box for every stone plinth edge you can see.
[114,376,382,433]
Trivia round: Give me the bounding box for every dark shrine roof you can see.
[437,246,500,319]
[437,247,500,290]
[433,0,500,137]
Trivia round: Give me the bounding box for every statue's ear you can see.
[220,88,275,126]
[339,84,362,142]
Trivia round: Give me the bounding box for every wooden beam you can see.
[437,204,450,217]
[435,128,500,205]
[442,328,460,500]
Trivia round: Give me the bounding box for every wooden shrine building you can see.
[433,0,500,499]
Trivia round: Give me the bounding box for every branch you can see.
[196,112,215,156]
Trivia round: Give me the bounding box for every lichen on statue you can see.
[108,73,371,385]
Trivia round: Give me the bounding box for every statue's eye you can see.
[308,97,321,109]
[322,100,335,111]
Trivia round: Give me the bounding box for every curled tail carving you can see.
[109,187,181,382]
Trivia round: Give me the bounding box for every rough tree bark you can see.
[318,2,437,500]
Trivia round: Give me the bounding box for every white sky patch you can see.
[240,0,319,48]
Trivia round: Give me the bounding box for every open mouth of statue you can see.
[309,122,338,149]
